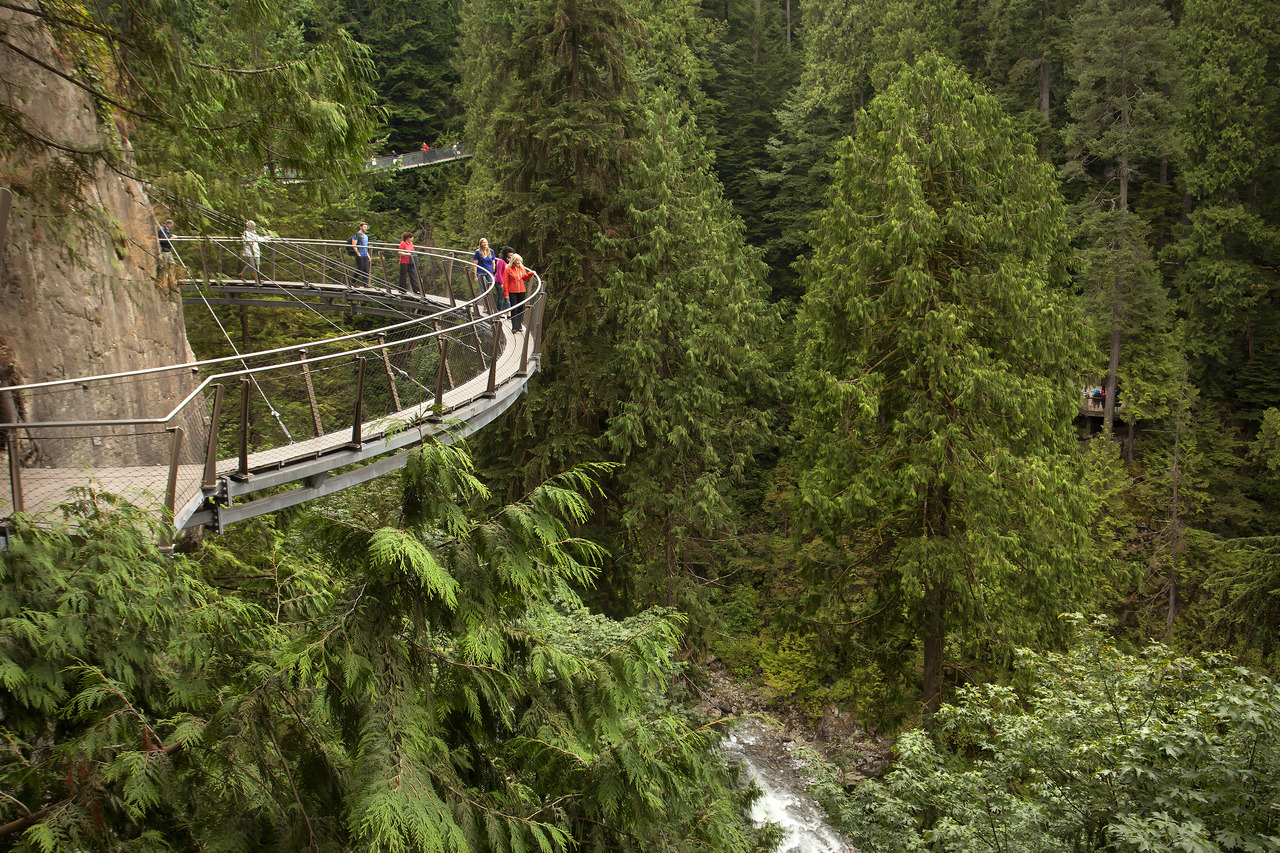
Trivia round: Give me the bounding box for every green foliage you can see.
[1,446,764,851]
[359,0,462,153]
[1164,0,1280,400]
[599,87,780,608]
[700,0,798,267]
[1063,0,1177,206]
[794,54,1093,712]
[813,618,1280,853]
[0,493,270,850]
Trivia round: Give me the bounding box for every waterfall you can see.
[723,719,855,853]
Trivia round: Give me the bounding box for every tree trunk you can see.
[1039,56,1050,123]
[785,0,791,46]
[1104,274,1121,436]
[664,516,676,608]
[1166,373,1187,640]
[922,581,946,716]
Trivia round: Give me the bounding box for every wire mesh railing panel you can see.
[0,427,204,520]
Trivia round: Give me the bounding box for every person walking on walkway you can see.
[398,231,421,294]
[505,254,534,333]
[240,219,266,281]
[157,219,175,264]
[350,222,370,287]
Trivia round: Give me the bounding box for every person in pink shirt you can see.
[494,246,511,312]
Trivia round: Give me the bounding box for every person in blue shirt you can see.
[472,238,496,300]
[350,222,370,287]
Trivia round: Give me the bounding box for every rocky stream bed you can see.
[693,667,896,853]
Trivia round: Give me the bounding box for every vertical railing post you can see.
[380,334,401,411]
[530,290,548,357]
[484,320,501,397]
[237,377,250,477]
[6,430,22,514]
[350,357,366,447]
[300,348,323,436]
[430,339,449,421]
[202,383,224,489]
[164,426,185,519]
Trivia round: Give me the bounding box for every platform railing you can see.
[0,236,545,531]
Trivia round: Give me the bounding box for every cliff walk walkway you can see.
[0,232,544,539]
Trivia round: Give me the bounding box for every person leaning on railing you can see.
[472,238,496,300]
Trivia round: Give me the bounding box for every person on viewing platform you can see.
[494,247,510,311]
[473,238,496,294]
[350,222,370,287]
[157,219,175,264]
[505,254,533,333]
[422,142,429,152]
[239,219,267,281]
[157,219,177,289]
[398,231,420,295]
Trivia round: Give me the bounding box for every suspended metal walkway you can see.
[0,234,544,536]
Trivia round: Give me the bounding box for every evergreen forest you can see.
[4,0,1280,849]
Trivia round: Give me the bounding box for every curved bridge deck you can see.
[0,235,543,537]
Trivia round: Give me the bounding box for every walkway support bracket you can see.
[483,320,501,398]
[380,334,401,411]
[161,426,184,549]
[430,340,449,422]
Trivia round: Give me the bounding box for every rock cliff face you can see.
[1,1,197,468]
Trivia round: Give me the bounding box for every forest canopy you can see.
[3,0,1280,849]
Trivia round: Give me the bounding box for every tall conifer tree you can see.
[794,55,1092,714]
[1166,0,1280,406]
[601,88,779,606]
[1063,0,1177,433]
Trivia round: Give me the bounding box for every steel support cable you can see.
[199,234,429,325]
[150,191,481,320]
[177,238,457,437]
[176,244,295,444]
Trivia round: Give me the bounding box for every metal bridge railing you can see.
[0,237,546,534]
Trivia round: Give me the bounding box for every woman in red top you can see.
[505,254,533,333]
[398,231,420,295]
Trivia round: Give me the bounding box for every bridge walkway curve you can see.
[0,233,544,538]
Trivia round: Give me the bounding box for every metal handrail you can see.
[0,271,543,431]
[1,239,504,397]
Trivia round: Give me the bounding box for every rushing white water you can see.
[722,719,855,853]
